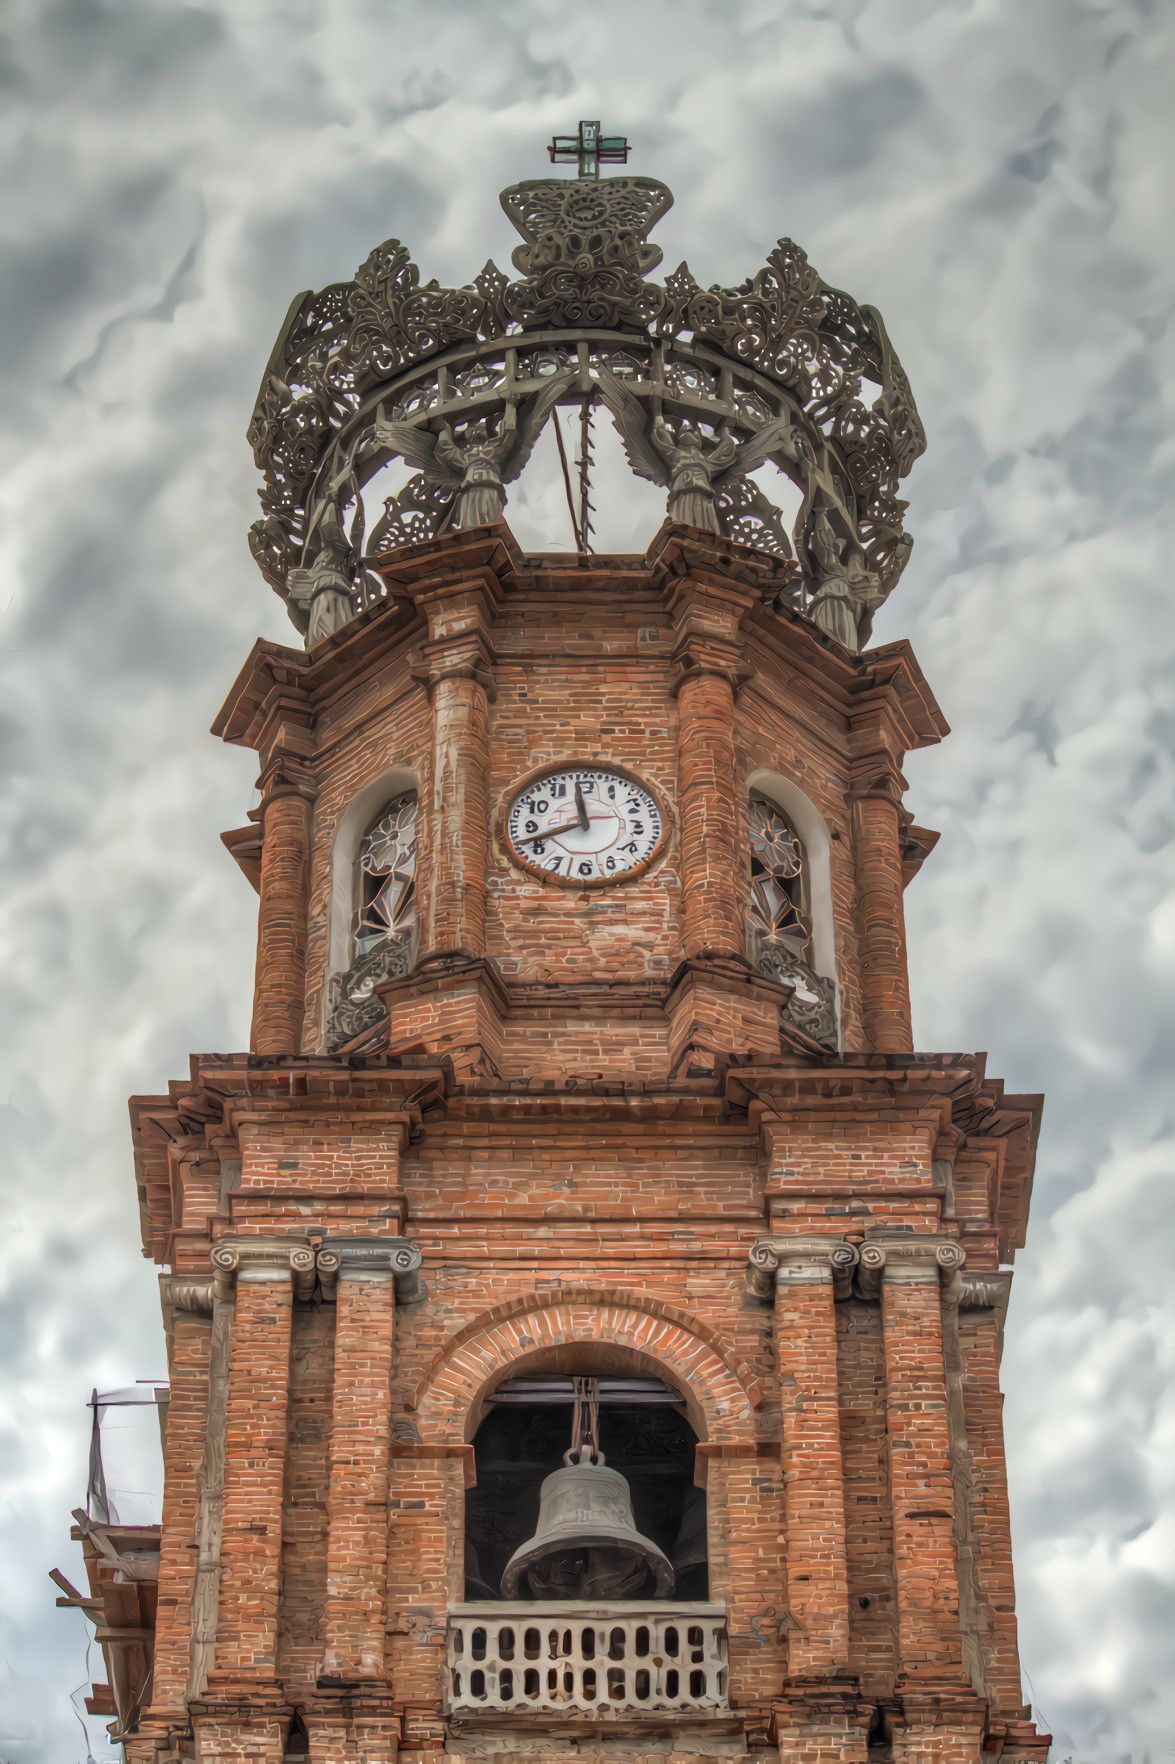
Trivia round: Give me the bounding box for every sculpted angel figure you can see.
[805,507,885,653]
[369,368,576,532]
[595,367,810,538]
[286,493,357,648]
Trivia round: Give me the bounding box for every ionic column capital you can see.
[210,1236,316,1301]
[316,1237,425,1304]
[858,1229,965,1298]
[748,1234,859,1301]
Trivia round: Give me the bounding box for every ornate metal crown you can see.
[247,170,924,654]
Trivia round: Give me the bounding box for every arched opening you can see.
[743,768,840,1051]
[463,1369,706,1605]
[323,768,420,1049]
[326,766,420,977]
[744,768,836,982]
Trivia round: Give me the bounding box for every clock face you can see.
[504,766,665,887]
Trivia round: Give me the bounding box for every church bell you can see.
[501,1445,675,1600]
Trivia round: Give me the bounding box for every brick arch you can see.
[411,1287,761,1443]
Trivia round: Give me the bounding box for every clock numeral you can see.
[631,822,644,836]
[624,841,639,855]
[524,820,538,834]
[606,784,617,799]
[577,861,593,877]
[543,855,564,872]
[605,855,616,871]
[536,800,549,814]
[533,841,546,856]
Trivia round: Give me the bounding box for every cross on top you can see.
[548,120,630,179]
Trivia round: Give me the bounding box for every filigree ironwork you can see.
[748,798,811,956]
[354,794,417,953]
[325,933,414,1050]
[246,167,924,653]
[766,950,838,1051]
[367,473,456,555]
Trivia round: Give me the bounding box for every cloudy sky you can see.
[1,1,1172,1758]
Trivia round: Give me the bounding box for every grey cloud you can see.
[1,2,1173,1759]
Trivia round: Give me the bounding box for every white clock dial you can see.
[505,767,665,887]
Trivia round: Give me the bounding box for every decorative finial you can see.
[548,120,630,180]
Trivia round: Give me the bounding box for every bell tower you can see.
[84,130,1051,1764]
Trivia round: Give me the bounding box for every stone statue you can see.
[649,421,737,532]
[595,366,810,538]
[806,508,885,653]
[370,369,575,531]
[286,493,357,647]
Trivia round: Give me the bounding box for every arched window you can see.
[353,792,418,955]
[748,795,812,972]
[746,790,838,1050]
[325,791,418,1049]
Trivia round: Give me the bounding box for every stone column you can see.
[206,1239,314,1686]
[412,575,497,966]
[850,776,911,1053]
[749,1235,856,1676]
[315,1240,423,1684]
[252,761,316,1055]
[674,668,745,960]
[666,567,756,963]
[860,1231,967,1686]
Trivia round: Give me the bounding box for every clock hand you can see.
[574,782,589,831]
[515,817,585,846]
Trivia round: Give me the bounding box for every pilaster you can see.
[251,752,317,1056]
[749,1235,856,1676]
[666,568,758,962]
[206,1239,309,1689]
[316,1240,423,1685]
[860,1229,968,1691]
[849,764,911,1054]
[408,570,499,968]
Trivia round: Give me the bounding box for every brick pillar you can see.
[409,573,497,967]
[675,669,745,959]
[252,781,314,1054]
[861,1231,967,1686]
[316,1242,419,1683]
[851,782,911,1052]
[208,1240,314,1686]
[423,671,491,961]
[305,1704,400,1764]
[749,1236,855,1676]
[149,1279,215,1716]
[666,567,758,963]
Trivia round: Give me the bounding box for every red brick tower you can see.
[89,137,1049,1764]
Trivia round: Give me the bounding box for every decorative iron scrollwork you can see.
[246,168,923,656]
[325,933,414,1051]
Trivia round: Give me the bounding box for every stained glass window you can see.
[353,793,418,956]
[748,796,811,959]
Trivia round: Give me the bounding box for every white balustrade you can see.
[446,1602,728,1718]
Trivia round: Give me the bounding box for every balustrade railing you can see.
[447,1602,728,1719]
